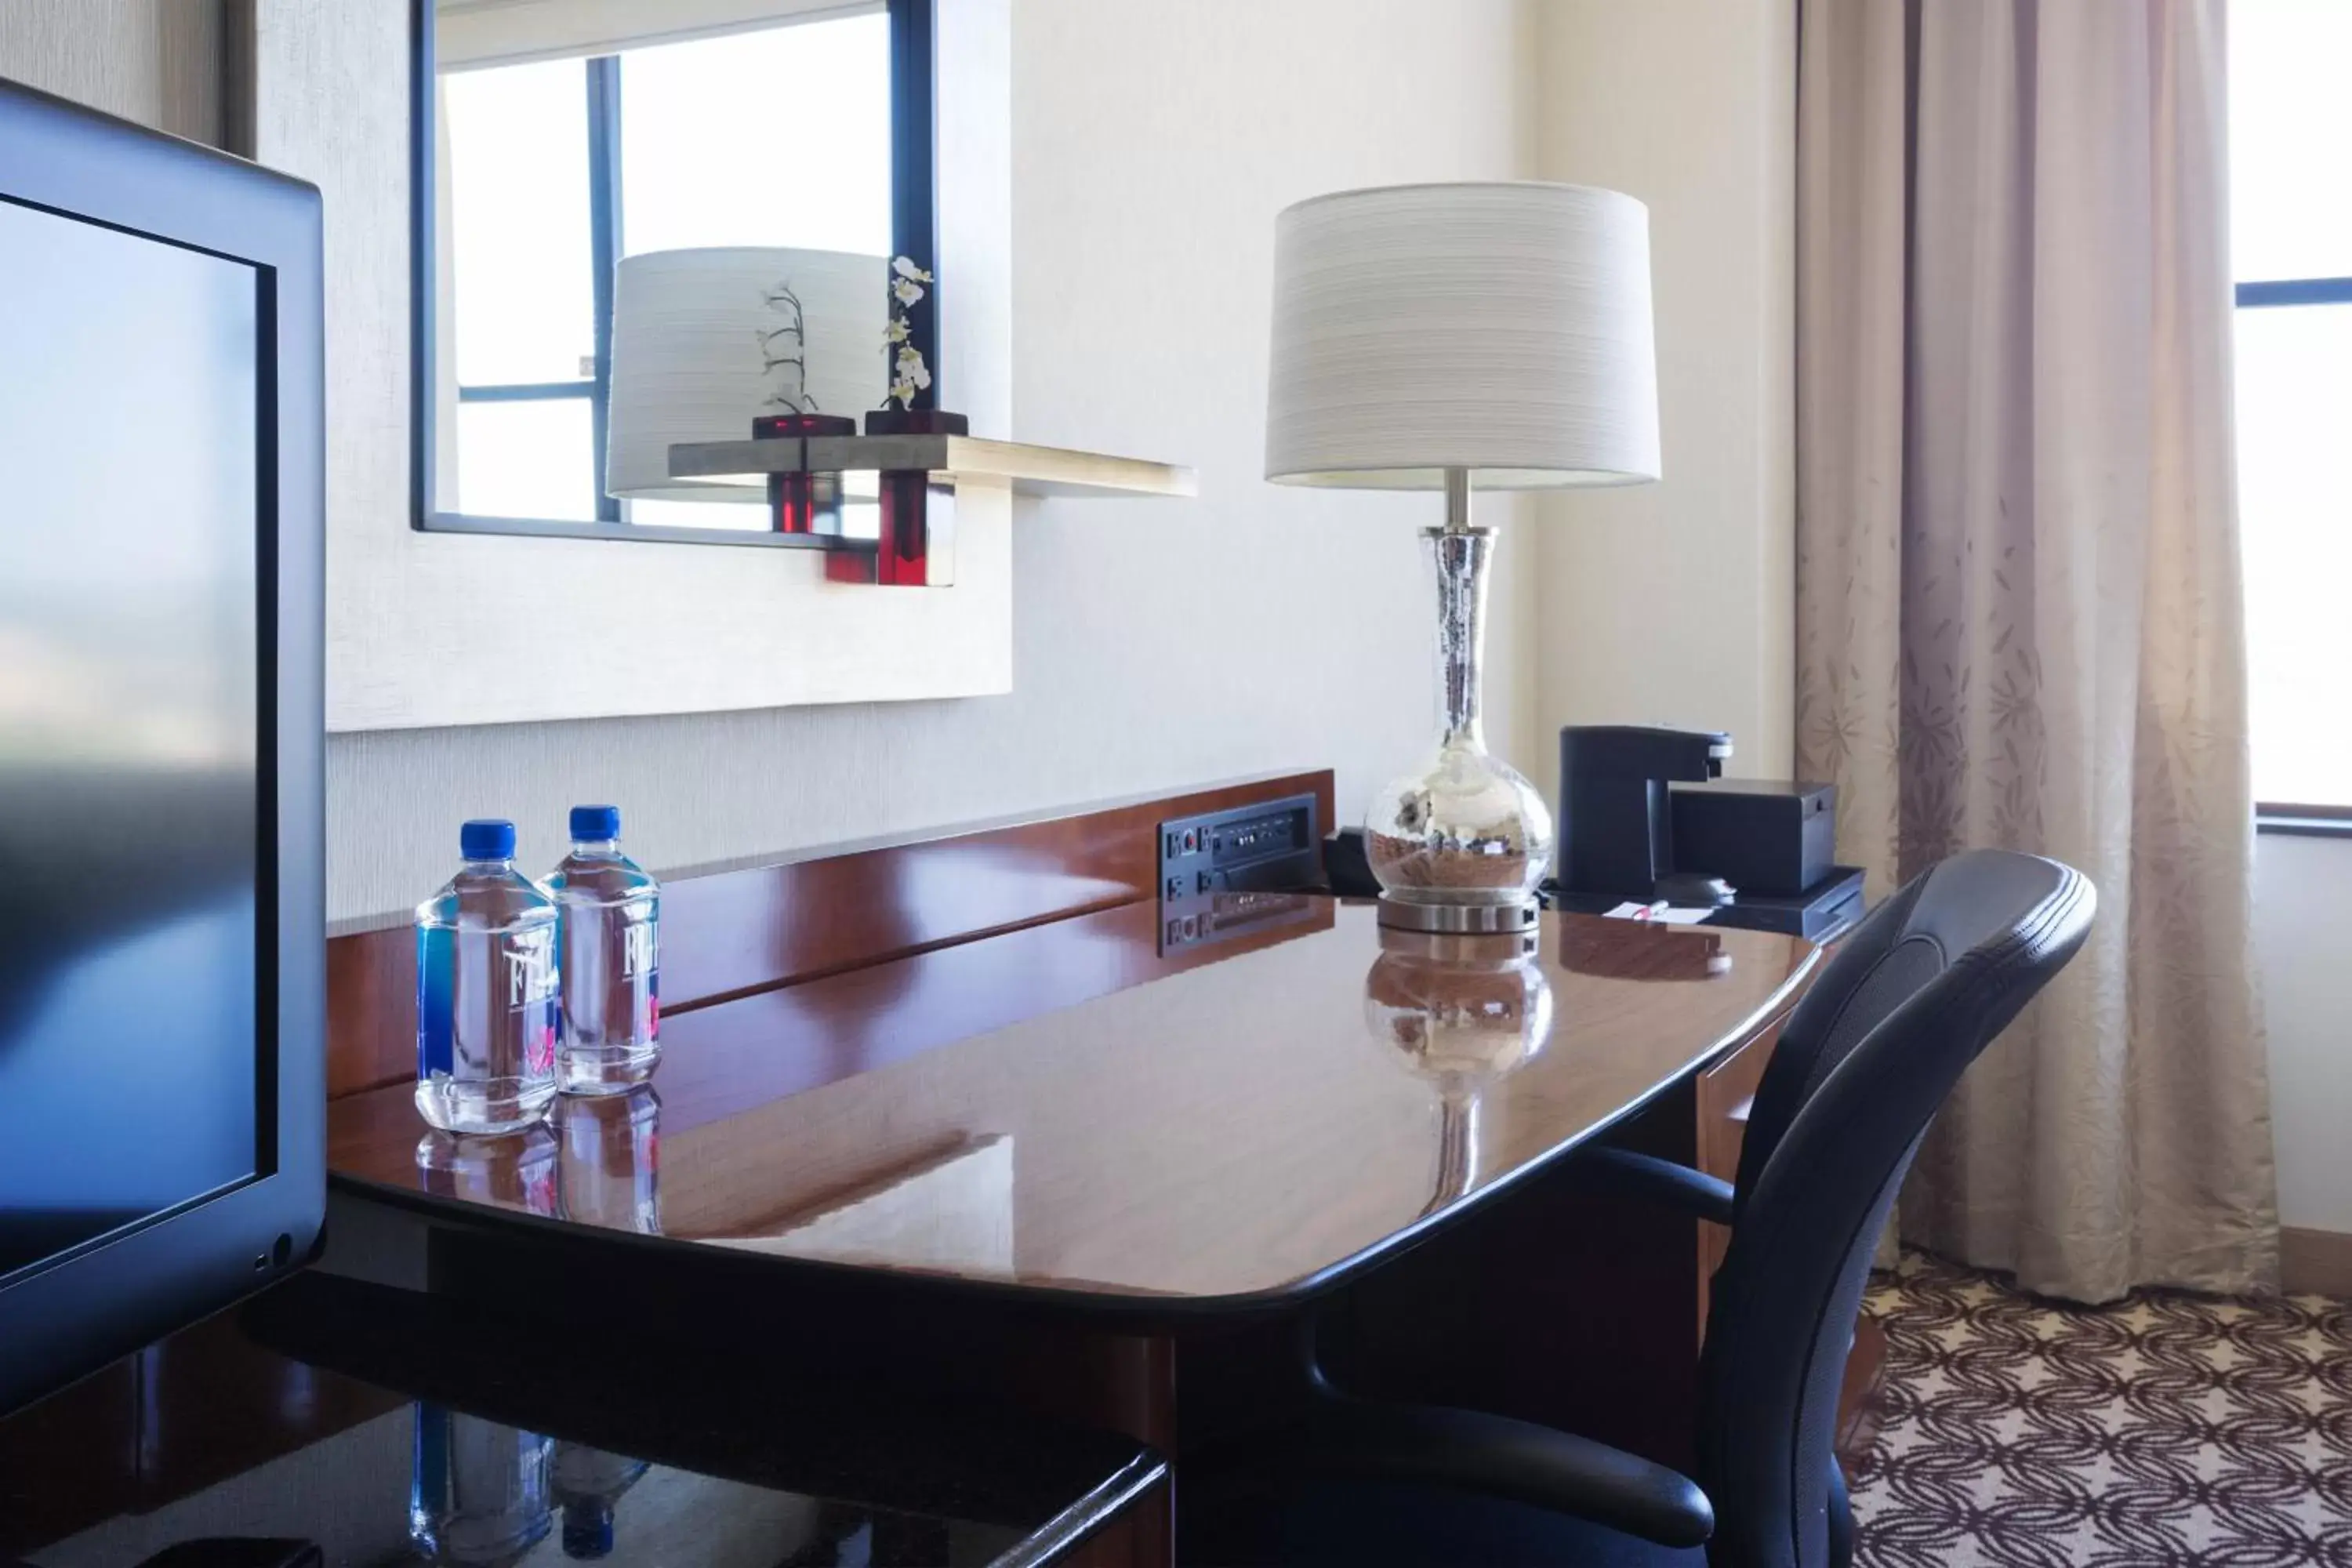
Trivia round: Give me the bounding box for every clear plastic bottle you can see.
[552,1438,651,1559]
[416,819,561,1135]
[544,805,660,1094]
[410,1403,554,1566]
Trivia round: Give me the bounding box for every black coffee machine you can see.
[1549,724,1864,939]
[1559,725,1737,906]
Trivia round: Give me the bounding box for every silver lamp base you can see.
[1363,474,1557,922]
[1375,896,1541,935]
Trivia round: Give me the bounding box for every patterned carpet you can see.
[1851,1251,2352,1567]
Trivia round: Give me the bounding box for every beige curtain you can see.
[1795,0,2277,1301]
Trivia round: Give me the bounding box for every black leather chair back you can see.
[1695,849,2094,1568]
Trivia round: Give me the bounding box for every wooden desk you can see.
[322,891,1817,1564]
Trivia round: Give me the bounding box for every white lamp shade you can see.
[1265,182,1661,489]
[605,246,888,502]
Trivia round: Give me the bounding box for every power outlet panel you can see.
[1155,792,1322,952]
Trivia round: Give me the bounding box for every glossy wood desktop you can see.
[329,899,1817,1310]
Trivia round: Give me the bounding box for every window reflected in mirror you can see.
[434,4,893,531]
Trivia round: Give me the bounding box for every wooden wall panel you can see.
[326,769,1334,1098]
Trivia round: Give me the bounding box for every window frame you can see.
[2234,272,2352,832]
[410,0,934,550]
[448,53,621,523]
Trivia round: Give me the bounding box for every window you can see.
[441,13,892,527]
[2228,0,2352,812]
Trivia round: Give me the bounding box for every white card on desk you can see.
[1653,907,1715,925]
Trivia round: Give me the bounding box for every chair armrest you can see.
[1577,1146,1736,1226]
[1305,1396,1714,1548]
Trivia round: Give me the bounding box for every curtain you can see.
[1795,0,2277,1301]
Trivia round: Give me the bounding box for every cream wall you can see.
[0,0,223,144]
[1523,0,1798,804]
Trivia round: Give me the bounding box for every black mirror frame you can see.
[408,0,941,548]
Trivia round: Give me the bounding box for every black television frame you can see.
[0,78,326,1417]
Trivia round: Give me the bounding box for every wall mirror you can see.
[412,0,938,547]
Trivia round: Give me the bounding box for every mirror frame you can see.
[408,0,941,548]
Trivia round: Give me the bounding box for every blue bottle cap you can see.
[459,819,515,860]
[562,1502,616,1559]
[570,804,622,841]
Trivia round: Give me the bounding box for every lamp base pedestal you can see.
[1374,897,1540,936]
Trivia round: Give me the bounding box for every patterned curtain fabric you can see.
[1795,0,2277,1301]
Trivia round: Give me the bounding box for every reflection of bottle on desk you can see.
[553,1439,652,1559]
[556,1086,661,1234]
[416,1123,560,1218]
[410,1403,553,1566]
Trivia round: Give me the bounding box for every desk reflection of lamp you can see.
[1364,927,1554,1214]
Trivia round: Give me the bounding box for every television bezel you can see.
[0,77,325,1417]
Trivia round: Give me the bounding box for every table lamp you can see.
[1265,181,1661,933]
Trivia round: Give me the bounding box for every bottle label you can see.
[509,926,560,1076]
[416,922,558,1080]
[417,924,454,1077]
[622,915,659,1044]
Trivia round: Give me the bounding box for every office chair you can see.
[1577,840,2031,1229]
[1193,849,2094,1567]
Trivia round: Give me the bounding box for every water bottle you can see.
[416,819,561,1135]
[552,1438,650,1559]
[410,1402,554,1566]
[545,805,660,1094]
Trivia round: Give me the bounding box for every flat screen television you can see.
[0,77,325,1416]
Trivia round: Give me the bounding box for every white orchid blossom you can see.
[882,256,935,408]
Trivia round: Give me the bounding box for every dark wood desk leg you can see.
[1133,1478,1175,1568]
[1128,1336,1176,1568]
[1085,1333,1175,1568]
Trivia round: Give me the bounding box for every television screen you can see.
[0,194,267,1284]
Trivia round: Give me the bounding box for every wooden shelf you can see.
[668,434,1196,500]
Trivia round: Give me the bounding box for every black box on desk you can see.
[1669,779,1836,898]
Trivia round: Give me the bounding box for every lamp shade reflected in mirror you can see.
[604,246,888,510]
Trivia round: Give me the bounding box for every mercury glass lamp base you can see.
[1374,896,1541,935]
[1363,739,1555,909]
